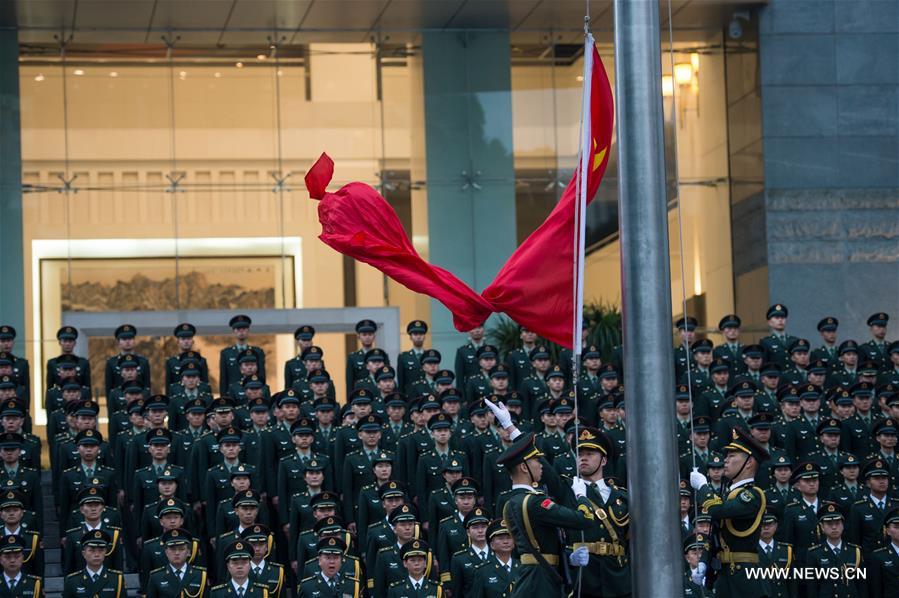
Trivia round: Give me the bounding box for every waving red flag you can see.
[481,43,614,347]
[305,44,613,349]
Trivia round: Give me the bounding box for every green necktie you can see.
[85,468,94,478]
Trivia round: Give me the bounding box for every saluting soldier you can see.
[398,321,428,395]
[145,528,208,598]
[62,529,125,598]
[210,540,269,598]
[104,324,150,395]
[297,536,362,598]
[387,540,443,598]
[689,426,771,598]
[219,315,266,396]
[868,506,899,598]
[46,325,90,388]
[0,534,42,598]
[242,525,283,598]
[165,323,210,390]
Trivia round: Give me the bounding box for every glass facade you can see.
[16,29,745,426]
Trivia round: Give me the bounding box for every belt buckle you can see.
[597,543,610,556]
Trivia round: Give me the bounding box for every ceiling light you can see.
[34,74,45,82]
[179,71,187,79]
[674,62,693,85]
[661,75,673,97]
[109,71,119,78]
[256,54,267,60]
[73,69,84,76]
[576,75,584,82]
[235,62,244,68]
[690,53,700,73]
[214,72,222,78]
[276,69,283,76]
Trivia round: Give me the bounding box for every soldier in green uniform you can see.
[689,426,771,598]
[57,429,119,528]
[0,431,42,527]
[848,458,899,561]
[240,524,283,598]
[45,354,90,413]
[210,540,269,597]
[204,428,259,536]
[879,343,899,387]
[165,323,209,389]
[713,314,744,370]
[0,491,41,577]
[503,327,539,392]
[387,540,443,598]
[809,317,840,370]
[346,320,388,393]
[397,321,428,395]
[482,398,596,597]
[868,505,899,598]
[0,329,28,400]
[219,315,266,396]
[62,487,124,574]
[415,414,467,504]
[408,351,443,399]
[297,535,362,598]
[674,317,698,381]
[756,510,793,598]
[435,477,480,568]
[139,500,204,591]
[276,418,333,523]
[827,341,860,390]
[146,528,208,598]
[340,415,386,526]
[284,326,317,390]
[215,491,268,581]
[780,461,824,565]
[355,453,397,545]
[291,495,340,573]
[46,325,90,388]
[0,534,42,598]
[446,506,491,596]
[62,529,125,598]
[104,324,150,395]
[464,346,498,404]
[454,326,486,391]
[470,518,519,598]
[760,304,797,369]
[805,502,864,597]
[860,312,890,366]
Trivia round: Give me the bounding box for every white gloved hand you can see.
[689,467,708,491]
[691,561,707,586]
[571,476,587,499]
[484,397,513,429]
[569,546,589,567]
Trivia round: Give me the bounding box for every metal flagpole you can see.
[613,0,683,596]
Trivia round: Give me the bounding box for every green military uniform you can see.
[209,582,268,598]
[340,441,390,522]
[139,535,204,592]
[386,540,442,598]
[868,506,899,598]
[471,551,519,598]
[46,326,91,388]
[758,537,793,598]
[0,533,42,598]
[165,348,210,392]
[454,340,485,391]
[805,503,863,597]
[62,529,125,598]
[444,507,491,596]
[146,564,208,598]
[695,427,771,598]
[496,433,595,597]
[297,535,362,598]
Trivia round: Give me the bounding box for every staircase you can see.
[40,471,140,597]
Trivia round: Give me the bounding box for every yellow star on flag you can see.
[593,138,607,172]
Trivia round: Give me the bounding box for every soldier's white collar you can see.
[231,579,249,593]
[3,572,20,585]
[320,572,339,584]
[729,478,754,490]
[86,565,104,578]
[758,539,773,551]
[511,484,536,492]
[892,542,899,557]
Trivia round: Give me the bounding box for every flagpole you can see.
[613,0,683,596]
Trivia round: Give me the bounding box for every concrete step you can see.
[44,576,63,593]
[45,548,61,563]
[45,563,62,577]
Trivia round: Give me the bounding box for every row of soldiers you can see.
[0,304,896,596]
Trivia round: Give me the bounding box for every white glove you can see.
[571,476,587,499]
[569,546,589,567]
[689,468,708,491]
[691,561,707,586]
[484,397,513,430]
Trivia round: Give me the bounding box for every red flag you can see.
[305,154,494,331]
[481,45,614,347]
[304,46,613,349]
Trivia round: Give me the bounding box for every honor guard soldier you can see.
[211,541,268,598]
[564,427,630,598]
[0,535,42,598]
[241,525,283,598]
[471,519,519,598]
[166,323,209,390]
[454,326,487,390]
[760,304,797,369]
[689,426,770,598]
[62,529,125,598]
[146,528,208,598]
[297,536,362,598]
[0,328,28,398]
[868,506,899,598]
[861,312,891,366]
[398,321,429,395]
[284,326,317,389]
[104,324,150,395]
[346,320,387,392]
[388,540,443,598]
[805,502,864,597]
[63,488,124,574]
[220,315,266,396]
[0,492,41,577]
[47,325,90,388]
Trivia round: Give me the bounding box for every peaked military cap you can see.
[718,314,741,330]
[401,540,429,560]
[817,317,839,332]
[371,451,394,466]
[0,432,22,449]
[885,507,899,526]
[388,503,418,524]
[762,508,779,524]
[691,416,711,433]
[57,326,78,340]
[174,323,196,337]
[476,345,499,360]
[766,304,788,319]
[798,384,822,401]
[317,536,346,555]
[546,364,566,380]
[185,397,208,413]
[232,489,260,508]
[527,346,549,361]
[117,353,139,368]
[863,458,890,478]
[313,515,345,535]
[75,428,102,445]
[224,540,251,560]
[675,316,698,331]
[582,345,601,360]
[144,394,169,411]
[157,498,185,516]
[364,349,387,364]
[0,491,23,509]
[304,459,326,473]
[599,363,619,379]
[451,477,479,496]
[229,314,252,329]
[790,461,820,484]
[816,418,842,435]
[486,519,511,539]
[463,507,490,528]
[378,481,406,500]
[722,426,769,463]
[817,502,843,521]
[313,396,337,411]
[238,349,258,364]
[748,412,774,429]
[294,325,315,340]
[850,382,874,397]
[375,365,396,381]
[0,535,24,553]
[572,426,612,457]
[229,464,253,479]
[678,479,692,497]
[839,454,859,468]
[683,533,709,553]
[81,529,112,548]
[300,345,324,361]
[308,369,330,384]
[859,361,880,376]
[420,349,441,365]
[730,380,757,397]
[441,458,464,473]
[290,418,315,435]
[438,388,461,404]
[216,427,242,443]
[357,414,383,431]
[435,369,455,384]
[691,339,713,353]
[240,524,271,543]
[355,319,377,333]
[427,413,452,431]
[310,491,339,510]
[420,394,441,411]
[161,528,192,546]
[114,324,137,339]
[550,396,574,414]
[788,338,811,353]
[385,392,408,408]
[742,344,764,358]
[710,357,730,373]
[275,390,300,407]
[868,312,889,327]
[496,432,543,469]
[147,428,172,445]
[248,397,269,412]
[873,418,898,436]
[157,468,180,482]
[838,340,859,355]
[406,320,428,334]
